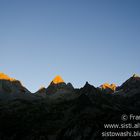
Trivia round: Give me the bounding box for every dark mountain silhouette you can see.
[115,74,140,97]
[0,73,34,100]
[35,76,75,100]
[0,72,140,140]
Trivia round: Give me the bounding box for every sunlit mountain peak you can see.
[100,83,117,91]
[52,75,64,84]
[0,72,16,81]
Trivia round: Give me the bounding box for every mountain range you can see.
[0,72,140,140]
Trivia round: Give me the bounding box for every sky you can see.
[0,0,140,92]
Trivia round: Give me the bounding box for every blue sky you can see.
[0,0,140,92]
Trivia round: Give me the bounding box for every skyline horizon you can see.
[1,0,140,92]
[0,71,139,92]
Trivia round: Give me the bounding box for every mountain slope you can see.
[0,73,34,100]
[116,74,140,97]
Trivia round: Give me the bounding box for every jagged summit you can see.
[100,83,117,91]
[80,82,99,95]
[0,72,15,81]
[51,75,64,84]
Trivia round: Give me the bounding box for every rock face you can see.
[46,82,74,95]
[0,72,32,100]
[47,75,74,94]
[35,76,75,100]
[100,83,117,94]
